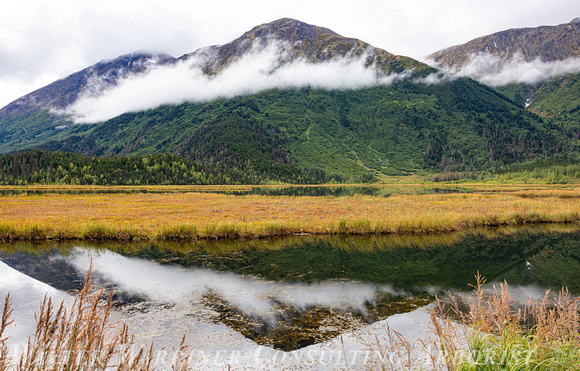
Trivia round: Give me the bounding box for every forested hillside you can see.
[32,78,575,180]
[496,73,580,127]
[1,18,579,184]
[0,150,337,185]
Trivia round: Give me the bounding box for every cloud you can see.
[412,71,458,85]
[2,0,580,108]
[65,248,406,326]
[65,39,411,123]
[441,53,580,86]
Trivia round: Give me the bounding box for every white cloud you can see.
[66,39,411,123]
[412,71,458,85]
[65,248,406,326]
[2,0,579,108]
[442,53,580,86]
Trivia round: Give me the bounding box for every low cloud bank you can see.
[436,53,580,87]
[66,40,409,123]
[65,249,407,326]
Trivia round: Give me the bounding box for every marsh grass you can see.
[365,273,579,370]
[0,184,580,241]
[82,225,147,241]
[433,274,580,370]
[1,268,578,370]
[0,269,193,371]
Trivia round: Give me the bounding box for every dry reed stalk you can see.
[367,321,450,371]
[171,333,193,371]
[430,297,470,370]
[0,267,193,370]
[14,269,153,370]
[432,274,580,369]
[0,294,14,371]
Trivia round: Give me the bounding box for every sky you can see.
[1,0,579,108]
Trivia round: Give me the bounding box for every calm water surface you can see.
[0,185,471,197]
[1,224,578,351]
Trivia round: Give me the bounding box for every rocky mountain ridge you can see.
[179,18,426,75]
[428,18,580,69]
[0,18,429,123]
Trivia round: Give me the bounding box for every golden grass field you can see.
[0,183,579,241]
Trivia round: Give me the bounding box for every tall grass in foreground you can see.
[0,270,192,370]
[432,274,580,370]
[1,272,578,370]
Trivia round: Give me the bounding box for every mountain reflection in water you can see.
[1,223,579,350]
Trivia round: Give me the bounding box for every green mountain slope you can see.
[35,78,572,180]
[496,73,580,127]
[1,18,578,183]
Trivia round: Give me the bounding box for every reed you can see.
[0,295,13,371]
[0,269,193,371]
[432,273,580,369]
[364,272,579,370]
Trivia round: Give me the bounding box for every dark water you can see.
[1,224,578,350]
[2,223,579,298]
[0,185,471,197]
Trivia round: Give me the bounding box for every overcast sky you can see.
[1,0,579,108]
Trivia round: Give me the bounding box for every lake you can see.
[1,223,578,369]
[0,184,472,197]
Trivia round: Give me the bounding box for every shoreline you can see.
[1,218,580,242]
[0,184,579,242]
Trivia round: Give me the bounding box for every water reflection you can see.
[113,224,580,293]
[2,224,579,293]
[1,224,579,350]
[0,247,427,350]
[0,185,472,197]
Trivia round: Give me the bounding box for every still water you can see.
[1,223,578,353]
[0,185,471,197]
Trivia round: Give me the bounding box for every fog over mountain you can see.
[2,18,429,124]
[66,40,410,123]
[428,18,580,86]
[436,54,580,87]
[2,0,579,108]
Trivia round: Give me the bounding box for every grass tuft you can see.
[432,273,580,369]
[0,268,193,370]
[157,224,199,240]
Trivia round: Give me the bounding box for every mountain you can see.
[0,18,577,183]
[428,18,580,69]
[179,18,423,75]
[427,18,580,139]
[0,18,428,124]
[0,52,176,155]
[0,52,175,121]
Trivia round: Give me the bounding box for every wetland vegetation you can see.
[0,183,580,242]
[0,183,579,368]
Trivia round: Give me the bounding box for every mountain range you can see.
[1,17,579,183]
[428,18,580,68]
[428,18,580,126]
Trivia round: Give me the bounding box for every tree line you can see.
[0,150,336,186]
